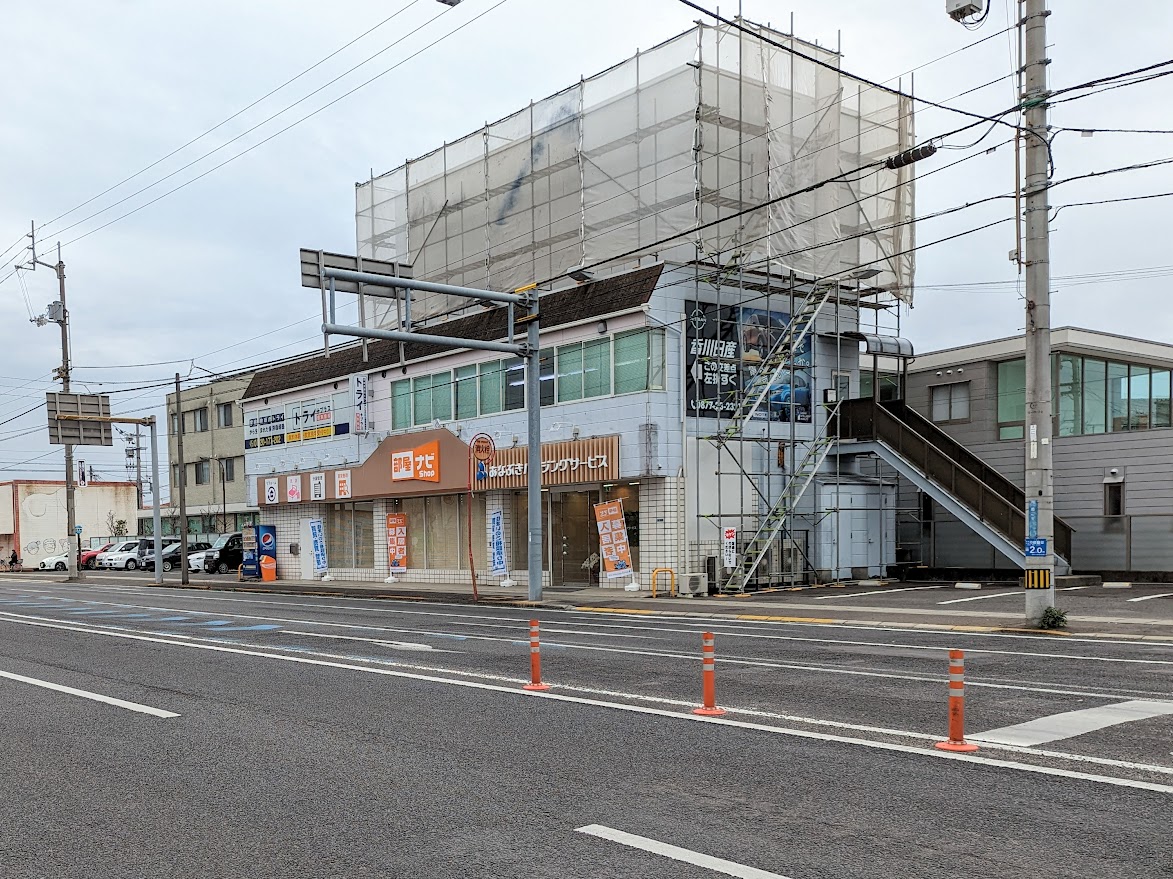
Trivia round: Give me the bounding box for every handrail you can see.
[651,568,676,598]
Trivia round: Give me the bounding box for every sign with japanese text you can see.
[477,436,620,490]
[335,469,352,499]
[353,374,369,434]
[309,518,328,573]
[309,472,326,502]
[593,500,634,579]
[286,475,302,503]
[723,527,737,570]
[391,440,440,483]
[244,390,353,450]
[387,513,408,572]
[489,510,506,576]
[263,477,279,505]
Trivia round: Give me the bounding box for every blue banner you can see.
[489,510,507,576]
[309,518,328,573]
[1027,500,1039,539]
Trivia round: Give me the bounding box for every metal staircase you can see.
[712,282,836,441]
[720,405,839,592]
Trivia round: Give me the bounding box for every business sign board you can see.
[387,513,408,573]
[46,392,113,446]
[309,518,328,573]
[353,374,369,434]
[334,469,352,499]
[685,301,813,423]
[391,440,440,483]
[477,436,620,490]
[593,500,634,579]
[263,477,279,505]
[286,475,302,503]
[244,391,353,449]
[489,510,507,576]
[723,527,738,570]
[309,472,327,502]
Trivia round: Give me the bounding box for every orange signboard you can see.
[593,500,634,579]
[387,513,408,572]
[391,440,441,483]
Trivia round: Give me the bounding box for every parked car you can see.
[188,549,209,572]
[143,542,211,573]
[97,540,145,570]
[80,542,115,570]
[38,552,70,571]
[203,532,244,574]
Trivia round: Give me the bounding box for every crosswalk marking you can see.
[972,700,1173,747]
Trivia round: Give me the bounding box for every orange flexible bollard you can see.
[692,631,726,717]
[935,649,979,753]
[523,619,551,691]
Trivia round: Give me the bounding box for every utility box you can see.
[947,0,983,20]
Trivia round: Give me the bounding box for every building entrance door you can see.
[549,488,600,587]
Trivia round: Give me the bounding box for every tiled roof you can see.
[243,263,663,400]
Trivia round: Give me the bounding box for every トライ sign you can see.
[593,500,634,579]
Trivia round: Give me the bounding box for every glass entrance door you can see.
[550,489,600,587]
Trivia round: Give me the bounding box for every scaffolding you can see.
[355,19,917,587]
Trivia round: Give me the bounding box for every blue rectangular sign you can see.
[489,510,507,576]
[309,518,328,573]
[1024,538,1047,557]
[1027,500,1039,539]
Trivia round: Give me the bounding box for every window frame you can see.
[194,460,211,485]
[216,402,234,429]
[929,381,971,424]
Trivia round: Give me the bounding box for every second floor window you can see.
[194,461,211,485]
[222,457,236,482]
[217,403,234,428]
[188,408,209,433]
[930,382,970,423]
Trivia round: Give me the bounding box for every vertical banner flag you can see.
[489,510,507,576]
[264,477,279,505]
[353,374,369,434]
[723,527,737,570]
[386,513,408,572]
[335,469,352,499]
[309,518,328,573]
[309,472,326,501]
[593,500,634,579]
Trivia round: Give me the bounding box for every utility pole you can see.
[175,374,190,584]
[27,226,80,581]
[1021,0,1056,622]
[135,423,144,512]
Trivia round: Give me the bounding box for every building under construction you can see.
[245,19,1037,589]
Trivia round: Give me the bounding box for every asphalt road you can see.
[0,579,1169,878]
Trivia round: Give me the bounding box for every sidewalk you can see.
[35,571,1172,642]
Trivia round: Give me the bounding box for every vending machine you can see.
[241,525,277,581]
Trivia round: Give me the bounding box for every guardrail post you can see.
[523,619,551,692]
[934,649,979,753]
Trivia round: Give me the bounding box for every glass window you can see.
[413,371,452,426]
[1129,365,1151,430]
[216,403,234,428]
[455,365,478,420]
[504,357,525,411]
[583,338,611,398]
[326,502,374,568]
[557,344,584,402]
[614,330,650,394]
[648,329,666,390]
[424,495,461,568]
[222,458,235,482]
[539,348,556,407]
[1104,483,1124,517]
[194,461,210,485]
[1082,358,1107,434]
[1057,354,1082,438]
[431,371,451,422]
[997,359,1026,440]
[190,408,209,433]
[930,383,970,423]
[1152,370,1172,428]
[479,361,504,414]
[391,379,412,430]
[1108,362,1129,432]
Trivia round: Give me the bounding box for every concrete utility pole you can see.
[175,374,190,584]
[1021,0,1056,622]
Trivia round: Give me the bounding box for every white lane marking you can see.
[0,611,1170,794]
[12,590,1173,668]
[283,631,448,652]
[972,700,1173,747]
[1127,592,1173,603]
[0,607,1164,702]
[810,584,951,599]
[937,592,1020,605]
[1060,586,1091,592]
[14,583,1171,650]
[0,668,179,718]
[575,825,792,879]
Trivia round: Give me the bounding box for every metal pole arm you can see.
[321,267,530,306]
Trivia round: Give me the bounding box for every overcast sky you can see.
[2,0,1171,490]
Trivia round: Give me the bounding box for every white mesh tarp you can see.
[357,21,915,322]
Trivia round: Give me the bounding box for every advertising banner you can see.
[353,374,369,434]
[309,518,328,573]
[386,513,408,573]
[685,300,813,423]
[286,475,302,503]
[593,500,634,579]
[334,469,352,499]
[245,391,353,450]
[309,472,326,502]
[391,440,440,483]
[263,477,279,505]
[489,510,507,576]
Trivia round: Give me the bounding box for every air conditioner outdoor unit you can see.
[679,572,708,597]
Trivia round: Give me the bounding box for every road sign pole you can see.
[149,418,164,585]
[526,308,542,603]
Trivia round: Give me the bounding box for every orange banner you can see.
[593,500,634,579]
[391,440,441,483]
[387,513,408,573]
